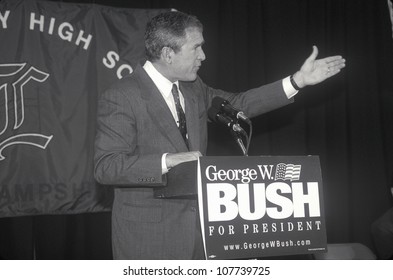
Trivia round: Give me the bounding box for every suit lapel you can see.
[135,66,189,152]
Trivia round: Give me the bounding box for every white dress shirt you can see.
[143,61,185,124]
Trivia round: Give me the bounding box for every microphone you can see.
[211,97,250,123]
[208,107,246,135]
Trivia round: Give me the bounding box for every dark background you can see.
[1,0,393,259]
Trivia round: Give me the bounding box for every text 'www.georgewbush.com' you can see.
[224,238,311,251]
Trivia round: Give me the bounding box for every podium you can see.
[154,160,198,198]
[155,155,327,260]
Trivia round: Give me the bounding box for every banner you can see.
[0,0,167,217]
[198,156,327,259]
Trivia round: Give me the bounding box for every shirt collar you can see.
[143,60,179,98]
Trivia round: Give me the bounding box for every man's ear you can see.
[161,47,173,63]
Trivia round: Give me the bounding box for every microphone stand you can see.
[230,129,248,156]
[207,103,252,156]
[229,118,252,156]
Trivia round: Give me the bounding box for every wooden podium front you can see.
[153,155,327,260]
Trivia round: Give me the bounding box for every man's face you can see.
[169,27,206,82]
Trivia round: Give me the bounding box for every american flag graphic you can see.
[274,163,302,181]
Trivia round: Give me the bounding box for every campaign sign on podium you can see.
[197,156,327,259]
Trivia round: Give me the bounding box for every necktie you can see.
[171,84,189,148]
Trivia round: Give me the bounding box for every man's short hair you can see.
[145,11,203,61]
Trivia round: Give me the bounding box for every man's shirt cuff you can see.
[161,153,169,174]
[283,76,299,99]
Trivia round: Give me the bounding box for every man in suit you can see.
[94,11,345,259]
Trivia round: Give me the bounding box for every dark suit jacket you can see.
[94,64,293,259]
